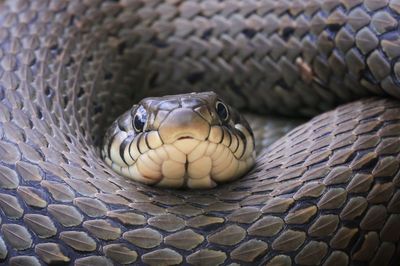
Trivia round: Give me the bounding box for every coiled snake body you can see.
[0,0,399,265]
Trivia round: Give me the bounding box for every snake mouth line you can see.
[177,136,194,140]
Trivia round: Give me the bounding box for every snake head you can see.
[102,91,255,189]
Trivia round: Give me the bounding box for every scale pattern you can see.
[0,0,399,265]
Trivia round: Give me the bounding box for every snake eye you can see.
[216,100,229,121]
[133,106,147,132]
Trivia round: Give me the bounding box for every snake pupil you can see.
[216,101,229,121]
[133,106,147,132]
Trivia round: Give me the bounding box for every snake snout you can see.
[158,108,210,144]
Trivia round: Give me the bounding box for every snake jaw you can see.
[102,92,256,189]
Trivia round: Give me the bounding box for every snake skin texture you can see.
[0,0,400,265]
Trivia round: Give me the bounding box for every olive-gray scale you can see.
[0,0,399,265]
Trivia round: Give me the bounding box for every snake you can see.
[101,91,256,189]
[0,0,400,265]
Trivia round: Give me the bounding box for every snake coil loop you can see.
[0,0,399,265]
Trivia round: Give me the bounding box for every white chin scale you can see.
[104,136,255,189]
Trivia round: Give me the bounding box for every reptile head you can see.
[102,91,255,189]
